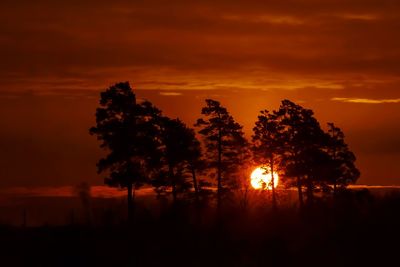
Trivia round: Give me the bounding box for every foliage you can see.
[89,82,162,220]
[195,99,250,196]
[90,82,162,188]
[154,117,204,201]
[89,82,360,210]
[325,123,360,191]
[252,110,284,185]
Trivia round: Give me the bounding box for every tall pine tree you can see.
[155,117,204,202]
[277,100,326,206]
[325,123,360,195]
[90,82,161,222]
[195,99,248,210]
[252,110,284,208]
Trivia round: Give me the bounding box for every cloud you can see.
[222,14,304,25]
[1,0,400,93]
[159,92,183,96]
[331,97,400,104]
[339,13,379,21]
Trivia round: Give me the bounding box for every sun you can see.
[250,167,279,190]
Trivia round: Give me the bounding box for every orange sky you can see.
[0,0,399,186]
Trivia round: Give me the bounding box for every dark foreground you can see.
[1,190,400,267]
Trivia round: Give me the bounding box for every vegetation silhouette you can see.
[273,100,360,207]
[195,99,250,211]
[74,182,92,225]
[89,83,360,217]
[252,109,284,208]
[89,82,162,223]
[326,122,360,195]
[3,189,400,267]
[152,117,204,203]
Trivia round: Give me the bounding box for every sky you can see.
[0,0,399,187]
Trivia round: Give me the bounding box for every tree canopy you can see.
[195,99,249,207]
[90,84,360,213]
[154,117,203,202]
[89,82,162,220]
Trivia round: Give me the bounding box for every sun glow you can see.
[250,167,279,190]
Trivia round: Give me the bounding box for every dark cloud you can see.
[1,0,400,91]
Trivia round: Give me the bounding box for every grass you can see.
[1,189,399,266]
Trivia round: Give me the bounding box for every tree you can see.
[74,182,92,225]
[277,100,326,206]
[252,110,284,208]
[195,99,248,210]
[89,82,161,223]
[155,117,204,203]
[184,125,206,203]
[325,123,360,195]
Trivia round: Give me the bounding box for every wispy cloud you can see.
[159,92,183,96]
[339,13,379,21]
[331,97,400,104]
[222,14,304,25]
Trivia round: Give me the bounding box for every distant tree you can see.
[155,117,204,203]
[195,99,248,210]
[74,182,92,225]
[277,100,327,206]
[89,82,161,223]
[252,110,284,208]
[325,123,360,194]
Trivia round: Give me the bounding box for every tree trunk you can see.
[172,184,177,203]
[169,165,177,203]
[297,177,304,208]
[191,166,199,203]
[127,183,134,224]
[306,179,314,205]
[217,129,222,212]
[270,156,277,210]
[128,97,136,225]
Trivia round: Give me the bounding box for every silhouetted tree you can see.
[325,123,360,195]
[252,110,284,208]
[277,100,326,206]
[195,99,248,210]
[155,117,203,203]
[74,182,92,225]
[294,146,332,201]
[184,125,206,203]
[89,82,161,223]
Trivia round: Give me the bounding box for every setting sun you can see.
[250,167,279,190]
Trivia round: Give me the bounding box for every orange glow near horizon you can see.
[250,167,279,190]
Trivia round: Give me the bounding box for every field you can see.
[1,187,400,266]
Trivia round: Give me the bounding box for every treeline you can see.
[90,82,360,220]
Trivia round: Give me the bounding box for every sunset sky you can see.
[0,0,399,187]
